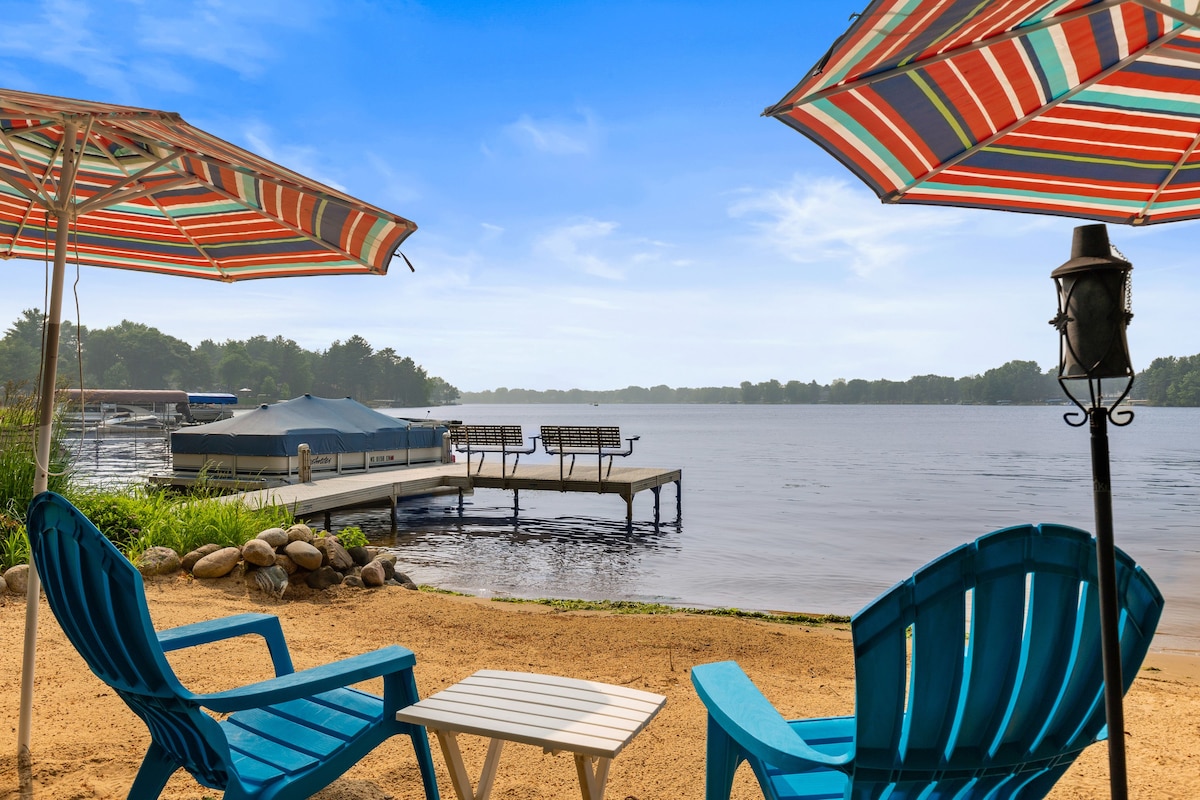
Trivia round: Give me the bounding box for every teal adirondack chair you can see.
[25,491,440,800]
[691,523,1164,800]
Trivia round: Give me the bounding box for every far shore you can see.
[2,577,1197,800]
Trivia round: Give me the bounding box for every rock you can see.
[136,547,181,576]
[304,566,343,590]
[4,564,29,594]
[285,541,323,571]
[373,551,398,567]
[0,573,6,595]
[181,543,223,573]
[192,547,243,579]
[242,539,276,567]
[360,560,386,587]
[286,523,314,543]
[374,557,396,581]
[348,546,372,567]
[253,565,289,599]
[274,553,298,575]
[256,527,288,548]
[394,572,418,590]
[323,537,354,572]
[342,574,365,588]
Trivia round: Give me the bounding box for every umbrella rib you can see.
[768,0,1126,114]
[1134,131,1200,224]
[887,27,1189,201]
[0,126,55,207]
[85,136,232,278]
[73,143,189,216]
[1136,0,1200,30]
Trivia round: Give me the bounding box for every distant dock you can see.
[217,461,682,527]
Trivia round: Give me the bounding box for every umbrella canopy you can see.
[4,87,416,793]
[766,0,1200,225]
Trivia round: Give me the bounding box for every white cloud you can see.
[729,176,969,279]
[503,110,599,156]
[533,219,624,280]
[241,123,349,192]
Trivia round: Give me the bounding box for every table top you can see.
[396,669,667,759]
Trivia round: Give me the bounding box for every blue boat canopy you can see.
[187,392,238,405]
[171,394,445,456]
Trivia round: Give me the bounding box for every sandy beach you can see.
[1,578,1196,800]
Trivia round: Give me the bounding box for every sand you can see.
[0,577,1196,800]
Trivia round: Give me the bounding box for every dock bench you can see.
[449,425,539,477]
[540,425,639,480]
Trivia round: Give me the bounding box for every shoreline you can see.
[2,577,1198,799]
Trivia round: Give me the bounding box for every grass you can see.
[490,597,850,625]
[0,394,72,569]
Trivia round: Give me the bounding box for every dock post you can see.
[390,494,397,535]
[625,493,633,522]
[458,488,464,514]
[676,478,682,520]
[324,510,332,530]
[513,488,519,516]
[652,486,661,524]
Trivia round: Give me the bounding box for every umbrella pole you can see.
[1089,407,1128,800]
[18,124,77,796]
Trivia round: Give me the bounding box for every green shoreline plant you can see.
[491,596,850,625]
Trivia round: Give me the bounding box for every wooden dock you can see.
[218,462,682,526]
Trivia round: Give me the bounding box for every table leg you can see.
[573,754,612,800]
[432,730,505,800]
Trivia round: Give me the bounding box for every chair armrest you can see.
[158,613,294,676]
[691,661,852,771]
[188,645,417,713]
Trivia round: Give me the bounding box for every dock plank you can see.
[215,462,681,522]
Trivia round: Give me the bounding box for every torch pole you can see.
[1089,406,1128,800]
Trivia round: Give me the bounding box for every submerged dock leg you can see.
[676,478,682,521]
[324,511,332,530]
[390,495,397,535]
[458,488,464,514]
[625,493,633,522]
[513,488,519,517]
[652,486,661,524]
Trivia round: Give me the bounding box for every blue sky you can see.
[3,0,1200,393]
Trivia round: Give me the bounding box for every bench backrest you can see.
[540,425,622,451]
[449,425,525,449]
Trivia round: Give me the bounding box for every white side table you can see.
[396,669,667,800]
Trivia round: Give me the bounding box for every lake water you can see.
[69,404,1200,653]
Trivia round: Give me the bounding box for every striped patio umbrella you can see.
[3,87,416,793]
[767,0,1200,225]
[766,4,1200,800]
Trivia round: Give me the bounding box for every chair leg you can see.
[705,715,743,800]
[127,742,179,800]
[411,727,440,800]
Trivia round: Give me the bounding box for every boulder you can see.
[274,553,298,575]
[192,547,243,579]
[373,551,398,567]
[304,566,343,590]
[0,573,6,595]
[253,565,289,599]
[360,560,386,587]
[286,523,314,543]
[256,527,289,548]
[285,541,323,571]
[4,564,29,594]
[394,572,419,590]
[241,538,277,567]
[375,557,396,581]
[136,547,181,577]
[348,546,372,567]
[181,543,223,573]
[321,537,354,572]
[342,574,365,589]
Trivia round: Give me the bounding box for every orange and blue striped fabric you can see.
[769,0,1200,225]
[0,88,415,280]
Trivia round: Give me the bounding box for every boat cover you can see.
[187,392,238,404]
[170,394,446,456]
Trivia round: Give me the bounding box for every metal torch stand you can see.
[1088,407,1128,800]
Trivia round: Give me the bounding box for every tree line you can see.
[0,310,459,407]
[463,357,1200,406]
